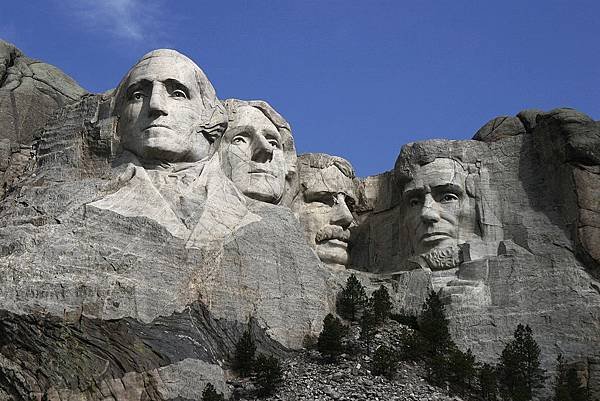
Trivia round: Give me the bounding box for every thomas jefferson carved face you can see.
[116,51,214,162]
[402,158,477,255]
[293,154,357,268]
[220,105,287,203]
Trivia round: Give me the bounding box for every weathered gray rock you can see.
[0,50,338,401]
[352,115,600,398]
[473,115,526,142]
[0,40,86,198]
[0,44,599,401]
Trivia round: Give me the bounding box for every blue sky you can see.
[1,1,598,177]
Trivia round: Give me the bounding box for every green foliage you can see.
[389,310,419,330]
[448,347,476,387]
[202,383,225,401]
[253,354,284,397]
[370,285,393,323]
[498,324,545,401]
[372,345,399,379]
[233,327,256,377]
[396,327,426,361]
[419,290,452,358]
[359,306,377,348]
[317,313,346,361]
[554,354,588,401]
[479,363,498,401]
[337,274,368,321]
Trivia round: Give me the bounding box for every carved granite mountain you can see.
[0,43,598,401]
[0,40,87,199]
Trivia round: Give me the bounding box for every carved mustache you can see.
[315,225,350,243]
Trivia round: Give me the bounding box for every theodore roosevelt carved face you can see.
[114,49,224,163]
[292,153,357,268]
[401,158,477,256]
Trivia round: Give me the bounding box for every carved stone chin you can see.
[422,246,460,270]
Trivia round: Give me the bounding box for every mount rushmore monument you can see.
[0,40,599,400]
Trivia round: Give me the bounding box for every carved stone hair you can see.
[297,153,355,179]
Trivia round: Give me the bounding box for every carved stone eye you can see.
[172,89,187,99]
[441,193,459,203]
[132,91,144,100]
[409,198,422,207]
[232,136,247,145]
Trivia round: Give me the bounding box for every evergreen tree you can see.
[233,327,256,377]
[479,363,498,401]
[337,274,368,321]
[253,354,284,397]
[554,354,588,401]
[359,306,377,349]
[202,383,225,401]
[372,345,399,379]
[498,324,545,401]
[371,285,393,324]
[448,347,476,387]
[317,313,346,361]
[419,290,452,358]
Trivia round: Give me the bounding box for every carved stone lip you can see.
[317,238,348,247]
[249,169,276,176]
[144,123,171,130]
[421,232,451,241]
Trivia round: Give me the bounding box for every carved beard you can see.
[422,246,460,270]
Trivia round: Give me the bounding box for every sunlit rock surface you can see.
[0,42,598,400]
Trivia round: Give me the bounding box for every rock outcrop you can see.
[0,42,598,400]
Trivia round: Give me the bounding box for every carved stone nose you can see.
[330,194,353,228]
[420,194,440,223]
[251,135,273,163]
[148,83,168,116]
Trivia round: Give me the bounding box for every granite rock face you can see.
[0,40,87,199]
[352,110,600,398]
[0,43,599,400]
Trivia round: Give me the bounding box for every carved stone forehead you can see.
[126,53,201,93]
[114,49,220,114]
[300,164,357,201]
[403,158,467,193]
[228,105,279,134]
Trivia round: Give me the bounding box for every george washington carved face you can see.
[114,49,224,163]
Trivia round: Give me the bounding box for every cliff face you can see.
[352,110,600,398]
[0,41,598,400]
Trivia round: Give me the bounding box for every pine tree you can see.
[479,363,498,401]
[448,347,476,387]
[317,313,346,361]
[371,285,393,324]
[233,327,256,377]
[554,354,588,401]
[419,290,452,358]
[372,345,399,379]
[253,354,284,396]
[202,383,225,401]
[337,274,368,321]
[498,324,545,401]
[360,306,377,350]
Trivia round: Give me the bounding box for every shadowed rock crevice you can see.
[0,301,287,398]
